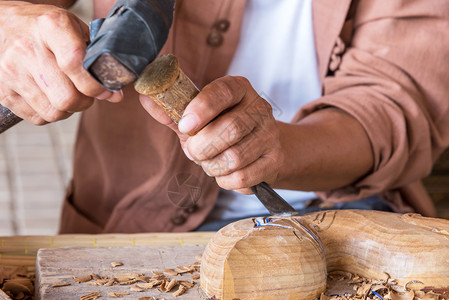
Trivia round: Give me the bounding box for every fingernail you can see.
[183,146,194,161]
[178,114,199,133]
[107,91,123,103]
[96,90,112,100]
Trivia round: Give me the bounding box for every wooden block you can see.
[36,245,207,299]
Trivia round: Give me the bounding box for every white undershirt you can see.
[209,0,322,220]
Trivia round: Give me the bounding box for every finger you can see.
[39,10,109,98]
[14,74,71,123]
[30,45,94,112]
[104,91,123,103]
[184,105,257,161]
[178,76,249,134]
[139,94,178,128]
[0,91,49,125]
[200,128,266,177]
[233,188,253,195]
[215,154,279,191]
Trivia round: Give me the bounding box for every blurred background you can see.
[0,0,447,236]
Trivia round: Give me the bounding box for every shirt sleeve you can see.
[292,0,449,203]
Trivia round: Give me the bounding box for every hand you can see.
[140,75,285,194]
[0,2,122,125]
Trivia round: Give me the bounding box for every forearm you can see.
[275,108,374,191]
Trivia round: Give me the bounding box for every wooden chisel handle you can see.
[135,54,198,124]
[135,54,296,216]
[0,105,22,133]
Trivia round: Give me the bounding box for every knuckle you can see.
[210,78,235,105]
[30,114,47,126]
[42,106,65,123]
[38,9,72,29]
[57,47,84,72]
[260,98,274,116]
[227,117,250,138]
[52,90,79,111]
[233,75,250,87]
[224,149,241,169]
[0,57,15,76]
[12,37,35,54]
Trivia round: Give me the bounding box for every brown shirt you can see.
[60,0,449,233]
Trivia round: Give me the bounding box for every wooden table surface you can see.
[0,232,216,273]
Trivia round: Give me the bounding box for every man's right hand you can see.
[0,1,122,125]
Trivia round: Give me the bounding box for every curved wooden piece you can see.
[200,217,327,300]
[200,210,449,300]
[300,210,449,286]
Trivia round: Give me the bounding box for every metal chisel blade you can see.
[251,182,298,217]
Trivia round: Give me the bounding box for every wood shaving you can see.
[151,274,167,281]
[91,273,102,281]
[104,278,117,286]
[2,279,33,295]
[61,260,201,299]
[179,280,195,288]
[119,279,137,285]
[159,280,167,292]
[163,269,179,276]
[319,272,449,300]
[165,278,177,292]
[107,292,129,298]
[172,285,187,297]
[51,282,71,288]
[177,267,195,274]
[0,267,34,300]
[79,292,100,300]
[191,274,200,280]
[136,275,151,283]
[73,274,92,284]
[191,261,201,267]
[130,284,145,292]
[137,282,161,289]
[114,273,139,282]
[111,262,124,268]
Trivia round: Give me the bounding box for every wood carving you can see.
[200,210,449,300]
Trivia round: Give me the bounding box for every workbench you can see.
[0,232,215,299]
[0,232,215,271]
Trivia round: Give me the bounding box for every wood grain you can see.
[201,210,449,300]
[36,245,208,300]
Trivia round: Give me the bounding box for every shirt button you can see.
[207,32,223,47]
[171,213,187,226]
[184,204,198,214]
[215,19,230,32]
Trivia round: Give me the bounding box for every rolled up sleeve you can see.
[293,0,449,203]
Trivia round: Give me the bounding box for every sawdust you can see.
[2,259,448,299]
[320,271,449,300]
[70,260,201,299]
[0,266,34,300]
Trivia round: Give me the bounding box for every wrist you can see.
[274,108,374,191]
